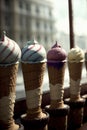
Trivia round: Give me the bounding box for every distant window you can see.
[36,6,39,13]
[37,35,40,41]
[49,9,52,16]
[36,21,40,28]
[44,23,47,29]
[5,13,11,26]
[50,24,52,30]
[4,0,10,7]
[19,0,23,9]
[26,3,31,11]
[20,34,23,42]
[20,15,25,27]
[45,36,47,42]
[26,34,30,41]
[26,18,28,27]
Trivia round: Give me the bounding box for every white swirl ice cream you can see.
[0,32,21,64]
[68,46,84,63]
[21,39,46,63]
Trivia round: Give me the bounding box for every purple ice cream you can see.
[47,42,67,69]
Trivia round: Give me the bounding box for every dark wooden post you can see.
[64,1,86,130]
[68,0,75,48]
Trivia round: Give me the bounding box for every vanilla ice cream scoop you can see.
[68,46,84,62]
[21,39,46,63]
[0,32,21,64]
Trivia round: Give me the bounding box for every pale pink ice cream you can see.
[47,42,67,64]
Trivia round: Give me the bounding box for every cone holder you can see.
[20,111,49,130]
[82,94,87,123]
[64,98,85,130]
[45,104,69,130]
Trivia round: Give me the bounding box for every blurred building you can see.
[0,0,55,50]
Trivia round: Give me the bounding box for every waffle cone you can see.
[21,62,46,119]
[0,63,19,129]
[0,63,19,99]
[21,62,46,91]
[68,62,83,81]
[48,62,66,108]
[68,62,83,101]
[47,62,66,85]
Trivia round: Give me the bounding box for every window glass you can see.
[16,0,87,98]
[4,13,11,27]
[0,0,87,99]
[4,0,10,7]
[19,0,23,9]
[36,5,39,13]
[36,21,40,28]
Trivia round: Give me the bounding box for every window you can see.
[37,34,40,42]
[1,0,87,100]
[19,15,26,28]
[36,21,40,28]
[26,3,31,11]
[44,22,47,29]
[45,35,48,42]
[36,6,39,13]
[20,34,23,43]
[1,2,87,126]
[49,9,52,16]
[16,0,87,99]
[4,13,11,27]
[4,0,10,7]
[19,0,23,9]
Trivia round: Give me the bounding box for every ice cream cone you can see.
[47,61,66,108]
[21,62,46,119]
[0,62,21,130]
[68,61,83,101]
[45,42,69,130]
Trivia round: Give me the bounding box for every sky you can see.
[48,0,87,36]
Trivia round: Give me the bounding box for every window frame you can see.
[14,0,87,120]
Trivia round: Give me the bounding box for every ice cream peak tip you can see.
[26,38,38,46]
[1,31,6,41]
[51,41,61,49]
[0,32,21,64]
[3,31,6,36]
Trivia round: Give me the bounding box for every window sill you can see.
[15,82,87,118]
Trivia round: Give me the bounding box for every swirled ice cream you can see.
[21,39,46,63]
[68,46,84,62]
[0,32,21,64]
